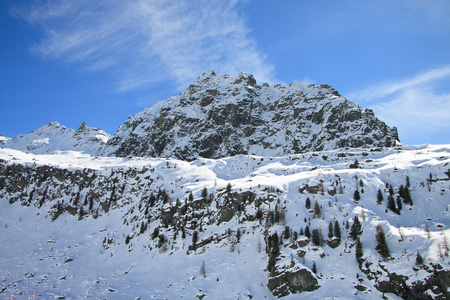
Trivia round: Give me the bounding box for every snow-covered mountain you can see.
[103,71,399,159]
[1,144,449,299]
[2,72,398,160]
[1,121,110,155]
[0,134,9,143]
[1,72,448,299]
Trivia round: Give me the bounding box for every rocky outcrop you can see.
[268,263,319,297]
[368,263,450,299]
[103,71,399,160]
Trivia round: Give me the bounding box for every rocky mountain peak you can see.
[76,120,88,132]
[104,71,399,160]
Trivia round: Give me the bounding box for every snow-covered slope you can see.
[103,71,399,159]
[1,121,110,155]
[1,144,449,299]
[0,134,9,143]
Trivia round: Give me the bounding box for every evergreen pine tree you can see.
[350,159,359,169]
[396,196,402,213]
[334,220,341,240]
[355,237,364,263]
[388,185,394,196]
[201,187,208,200]
[274,204,280,224]
[311,228,323,246]
[404,186,412,205]
[375,224,391,259]
[387,193,396,213]
[313,200,321,218]
[304,225,311,238]
[226,182,232,194]
[140,221,147,234]
[305,197,311,210]
[377,189,383,205]
[312,261,317,274]
[267,232,280,273]
[353,190,361,201]
[416,251,424,265]
[152,227,160,239]
[328,221,334,239]
[192,230,198,250]
[349,216,362,240]
[283,226,290,239]
[149,193,156,207]
[399,184,405,198]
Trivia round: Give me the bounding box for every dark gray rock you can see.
[268,264,319,297]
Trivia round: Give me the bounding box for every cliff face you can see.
[104,71,398,160]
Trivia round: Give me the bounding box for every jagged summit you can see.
[104,71,399,160]
[2,121,110,154]
[76,120,88,131]
[1,72,399,159]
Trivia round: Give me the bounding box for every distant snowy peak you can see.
[104,71,399,160]
[0,134,10,143]
[2,121,110,155]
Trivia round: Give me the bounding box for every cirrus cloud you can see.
[349,66,450,145]
[11,0,275,92]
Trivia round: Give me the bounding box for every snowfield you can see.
[1,144,449,299]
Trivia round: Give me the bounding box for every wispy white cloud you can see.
[371,89,450,143]
[11,0,275,92]
[349,66,450,145]
[349,65,450,102]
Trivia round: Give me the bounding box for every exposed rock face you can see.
[103,71,399,160]
[2,121,110,154]
[268,263,319,297]
[375,268,450,299]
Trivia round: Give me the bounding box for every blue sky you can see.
[1,0,449,145]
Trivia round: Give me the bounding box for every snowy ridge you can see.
[103,71,399,159]
[1,144,449,298]
[1,121,110,155]
[0,134,9,143]
[1,72,398,160]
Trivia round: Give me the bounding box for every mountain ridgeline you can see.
[2,71,399,159]
[104,71,399,160]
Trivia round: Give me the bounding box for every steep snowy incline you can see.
[1,121,110,155]
[103,71,399,159]
[1,144,449,298]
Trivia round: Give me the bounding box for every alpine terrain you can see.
[1,72,449,299]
